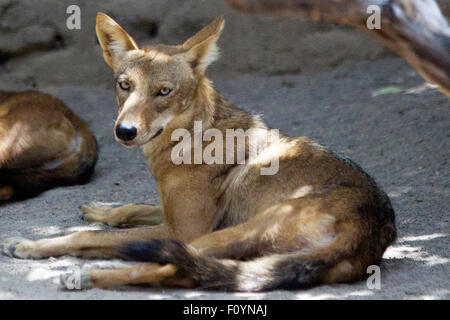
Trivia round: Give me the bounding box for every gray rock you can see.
[0,0,392,89]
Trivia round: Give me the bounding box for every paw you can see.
[60,269,93,290]
[2,237,41,259]
[81,204,113,224]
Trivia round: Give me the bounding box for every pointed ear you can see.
[95,13,139,70]
[182,15,225,75]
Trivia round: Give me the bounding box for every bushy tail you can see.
[120,239,333,292]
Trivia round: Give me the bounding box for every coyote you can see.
[0,91,98,201]
[2,14,396,292]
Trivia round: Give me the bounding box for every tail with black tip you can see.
[120,239,333,292]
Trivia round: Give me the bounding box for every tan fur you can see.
[2,14,396,291]
[82,204,163,227]
[0,91,98,200]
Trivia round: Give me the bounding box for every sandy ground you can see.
[0,57,448,300]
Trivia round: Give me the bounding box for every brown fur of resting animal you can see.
[0,91,98,201]
[2,14,396,292]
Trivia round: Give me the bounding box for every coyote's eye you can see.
[157,87,172,97]
[118,81,130,91]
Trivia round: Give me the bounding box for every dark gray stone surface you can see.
[0,0,393,89]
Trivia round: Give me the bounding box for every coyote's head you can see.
[95,13,224,147]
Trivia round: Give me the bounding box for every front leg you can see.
[2,225,169,260]
[60,262,193,290]
[81,204,163,227]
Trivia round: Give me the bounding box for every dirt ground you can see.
[0,57,449,300]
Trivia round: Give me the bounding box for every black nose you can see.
[116,124,137,141]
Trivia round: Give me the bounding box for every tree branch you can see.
[225,0,450,97]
